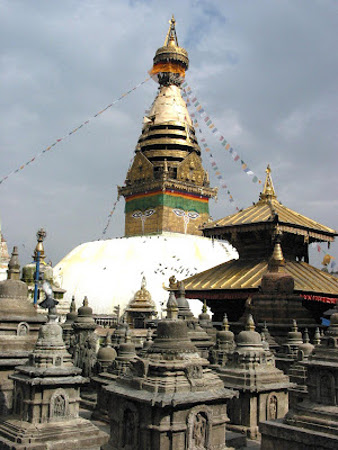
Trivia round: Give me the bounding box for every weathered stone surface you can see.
[105,311,237,449]
[216,315,292,439]
[260,309,338,449]
[0,310,108,449]
[0,247,46,414]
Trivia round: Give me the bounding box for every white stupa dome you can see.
[54,232,237,316]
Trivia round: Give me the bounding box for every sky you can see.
[0,0,337,270]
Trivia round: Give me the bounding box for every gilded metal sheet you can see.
[182,259,338,295]
[205,199,336,235]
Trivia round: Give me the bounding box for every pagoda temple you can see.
[118,16,217,237]
[181,166,338,322]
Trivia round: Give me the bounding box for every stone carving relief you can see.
[267,395,278,420]
[50,389,69,420]
[187,406,212,450]
[193,413,207,448]
[17,322,29,336]
[72,332,98,378]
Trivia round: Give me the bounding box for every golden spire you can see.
[164,15,179,47]
[268,239,285,272]
[260,164,276,201]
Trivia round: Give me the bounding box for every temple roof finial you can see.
[164,15,179,47]
[260,164,276,201]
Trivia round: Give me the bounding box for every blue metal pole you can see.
[33,251,40,306]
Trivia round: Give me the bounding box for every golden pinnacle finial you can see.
[268,240,285,272]
[272,241,284,263]
[202,299,207,314]
[164,14,179,47]
[260,164,276,201]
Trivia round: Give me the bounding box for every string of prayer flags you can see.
[0,77,150,186]
[182,83,262,185]
[101,196,121,238]
[193,118,240,212]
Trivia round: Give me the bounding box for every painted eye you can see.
[132,211,143,218]
[188,212,200,219]
[144,209,155,217]
[173,209,185,217]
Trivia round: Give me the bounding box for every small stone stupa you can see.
[0,297,108,449]
[124,276,157,328]
[173,283,214,358]
[104,291,237,449]
[71,296,98,378]
[260,309,338,449]
[209,314,236,367]
[275,319,304,374]
[0,247,46,414]
[216,315,292,439]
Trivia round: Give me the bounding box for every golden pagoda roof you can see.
[182,258,338,298]
[203,165,337,241]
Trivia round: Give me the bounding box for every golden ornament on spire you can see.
[150,16,189,81]
[260,164,277,201]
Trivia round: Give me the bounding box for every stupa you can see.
[0,300,108,449]
[216,315,292,439]
[53,16,237,316]
[104,293,237,449]
[0,247,46,414]
[260,308,338,449]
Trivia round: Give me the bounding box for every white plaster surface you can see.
[54,232,237,316]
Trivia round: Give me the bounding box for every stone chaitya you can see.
[0,247,46,415]
[209,314,235,368]
[275,319,304,375]
[288,328,315,409]
[104,292,237,449]
[61,295,77,350]
[216,315,292,439]
[71,296,98,378]
[0,299,108,449]
[92,329,137,423]
[174,283,214,358]
[260,308,338,449]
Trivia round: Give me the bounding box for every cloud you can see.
[0,0,337,270]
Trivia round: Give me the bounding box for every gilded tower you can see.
[118,17,217,236]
